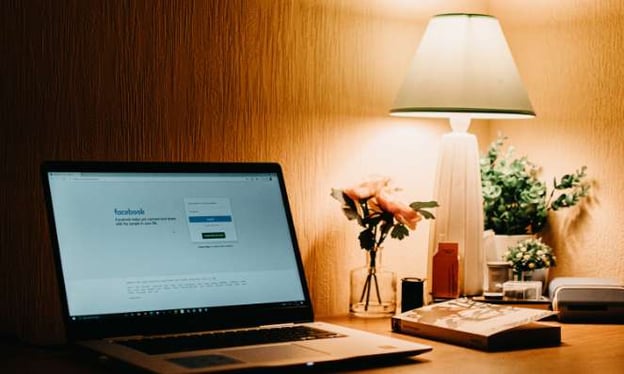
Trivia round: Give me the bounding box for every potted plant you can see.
[504,237,556,281]
[504,237,556,294]
[480,135,590,269]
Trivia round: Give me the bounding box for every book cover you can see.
[391,298,560,351]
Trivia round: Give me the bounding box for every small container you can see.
[503,281,542,300]
[401,277,425,312]
[432,242,459,299]
[487,261,511,293]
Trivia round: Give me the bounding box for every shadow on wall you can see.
[541,192,597,279]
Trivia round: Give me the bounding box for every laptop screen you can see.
[42,162,313,339]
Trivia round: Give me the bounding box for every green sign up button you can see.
[202,232,226,239]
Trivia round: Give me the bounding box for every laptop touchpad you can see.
[168,354,242,369]
[222,343,330,363]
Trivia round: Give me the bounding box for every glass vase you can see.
[515,269,549,295]
[350,247,396,317]
[516,270,534,281]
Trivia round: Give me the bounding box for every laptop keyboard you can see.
[118,325,346,355]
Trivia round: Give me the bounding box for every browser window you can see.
[47,172,305,318]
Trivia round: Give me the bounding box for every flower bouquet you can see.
[331,177,437,316]
[504,237,556,280]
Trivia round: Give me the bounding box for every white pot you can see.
[483,232,551,296]
[516,268,550,295]
[483,232,534,262]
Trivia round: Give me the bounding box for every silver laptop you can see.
[41,161,431,373]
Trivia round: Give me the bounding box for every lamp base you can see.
[428,130,484,298]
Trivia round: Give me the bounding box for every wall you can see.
[489,0,624,279]
[1,0,488,343]
[2,0,623,345]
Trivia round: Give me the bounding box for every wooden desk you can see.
[3,316,624,373]
[324,315,624,373]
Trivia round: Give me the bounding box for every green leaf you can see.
[330,188,345,203]
[358,228,375,251]
[341,205,359,221]
[409,201,439,210]
[335,191,361,223]
[419,210,436,220]
[390,224,409,240]
[555,174,574,189]
[362,214,382,228]
[409,201,438,220]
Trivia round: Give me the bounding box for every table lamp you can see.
[390,13,534,296]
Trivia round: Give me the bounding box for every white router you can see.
[549,277,624,322]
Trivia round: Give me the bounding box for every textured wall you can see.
[489,0,624,280]
[4,0,621,345]
[1,0,488,343]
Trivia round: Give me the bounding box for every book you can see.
[472,295,552,310]
[391,298,560,351]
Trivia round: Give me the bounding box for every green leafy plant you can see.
[504,237,556,274]
[480,135,590,235]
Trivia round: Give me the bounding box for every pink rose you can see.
[376,190,422,230]
[343,177,390,202]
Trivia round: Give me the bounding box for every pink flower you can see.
[343,177,390,202]
[376,190,422,230]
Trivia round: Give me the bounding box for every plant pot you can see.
[513,268,549,295]
[350,248,396,317]
[484,233,534,262]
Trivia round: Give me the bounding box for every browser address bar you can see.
[70,176,263,183]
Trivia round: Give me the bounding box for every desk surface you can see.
[325,315,624,373]
[3,316,624,373]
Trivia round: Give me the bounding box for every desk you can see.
[3,316,624,373]
[325,315,624,373]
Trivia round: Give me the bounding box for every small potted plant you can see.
[480,135,590,259]
[504,237,556,293]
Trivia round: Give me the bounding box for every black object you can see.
[401,278,425,312]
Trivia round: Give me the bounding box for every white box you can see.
[549,277,624,322]
[502,281,542,300]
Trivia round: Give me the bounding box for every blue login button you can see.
[188,216,232,223]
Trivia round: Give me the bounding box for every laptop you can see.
[41,161,431,373]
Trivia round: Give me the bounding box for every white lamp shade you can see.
[391,13,534,119]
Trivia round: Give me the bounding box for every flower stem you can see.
[373,273,382,304]
[359,255,382,311]
[359,273,371,303]
[365,274,372,311]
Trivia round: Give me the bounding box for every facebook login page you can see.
[47,172,305,317]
